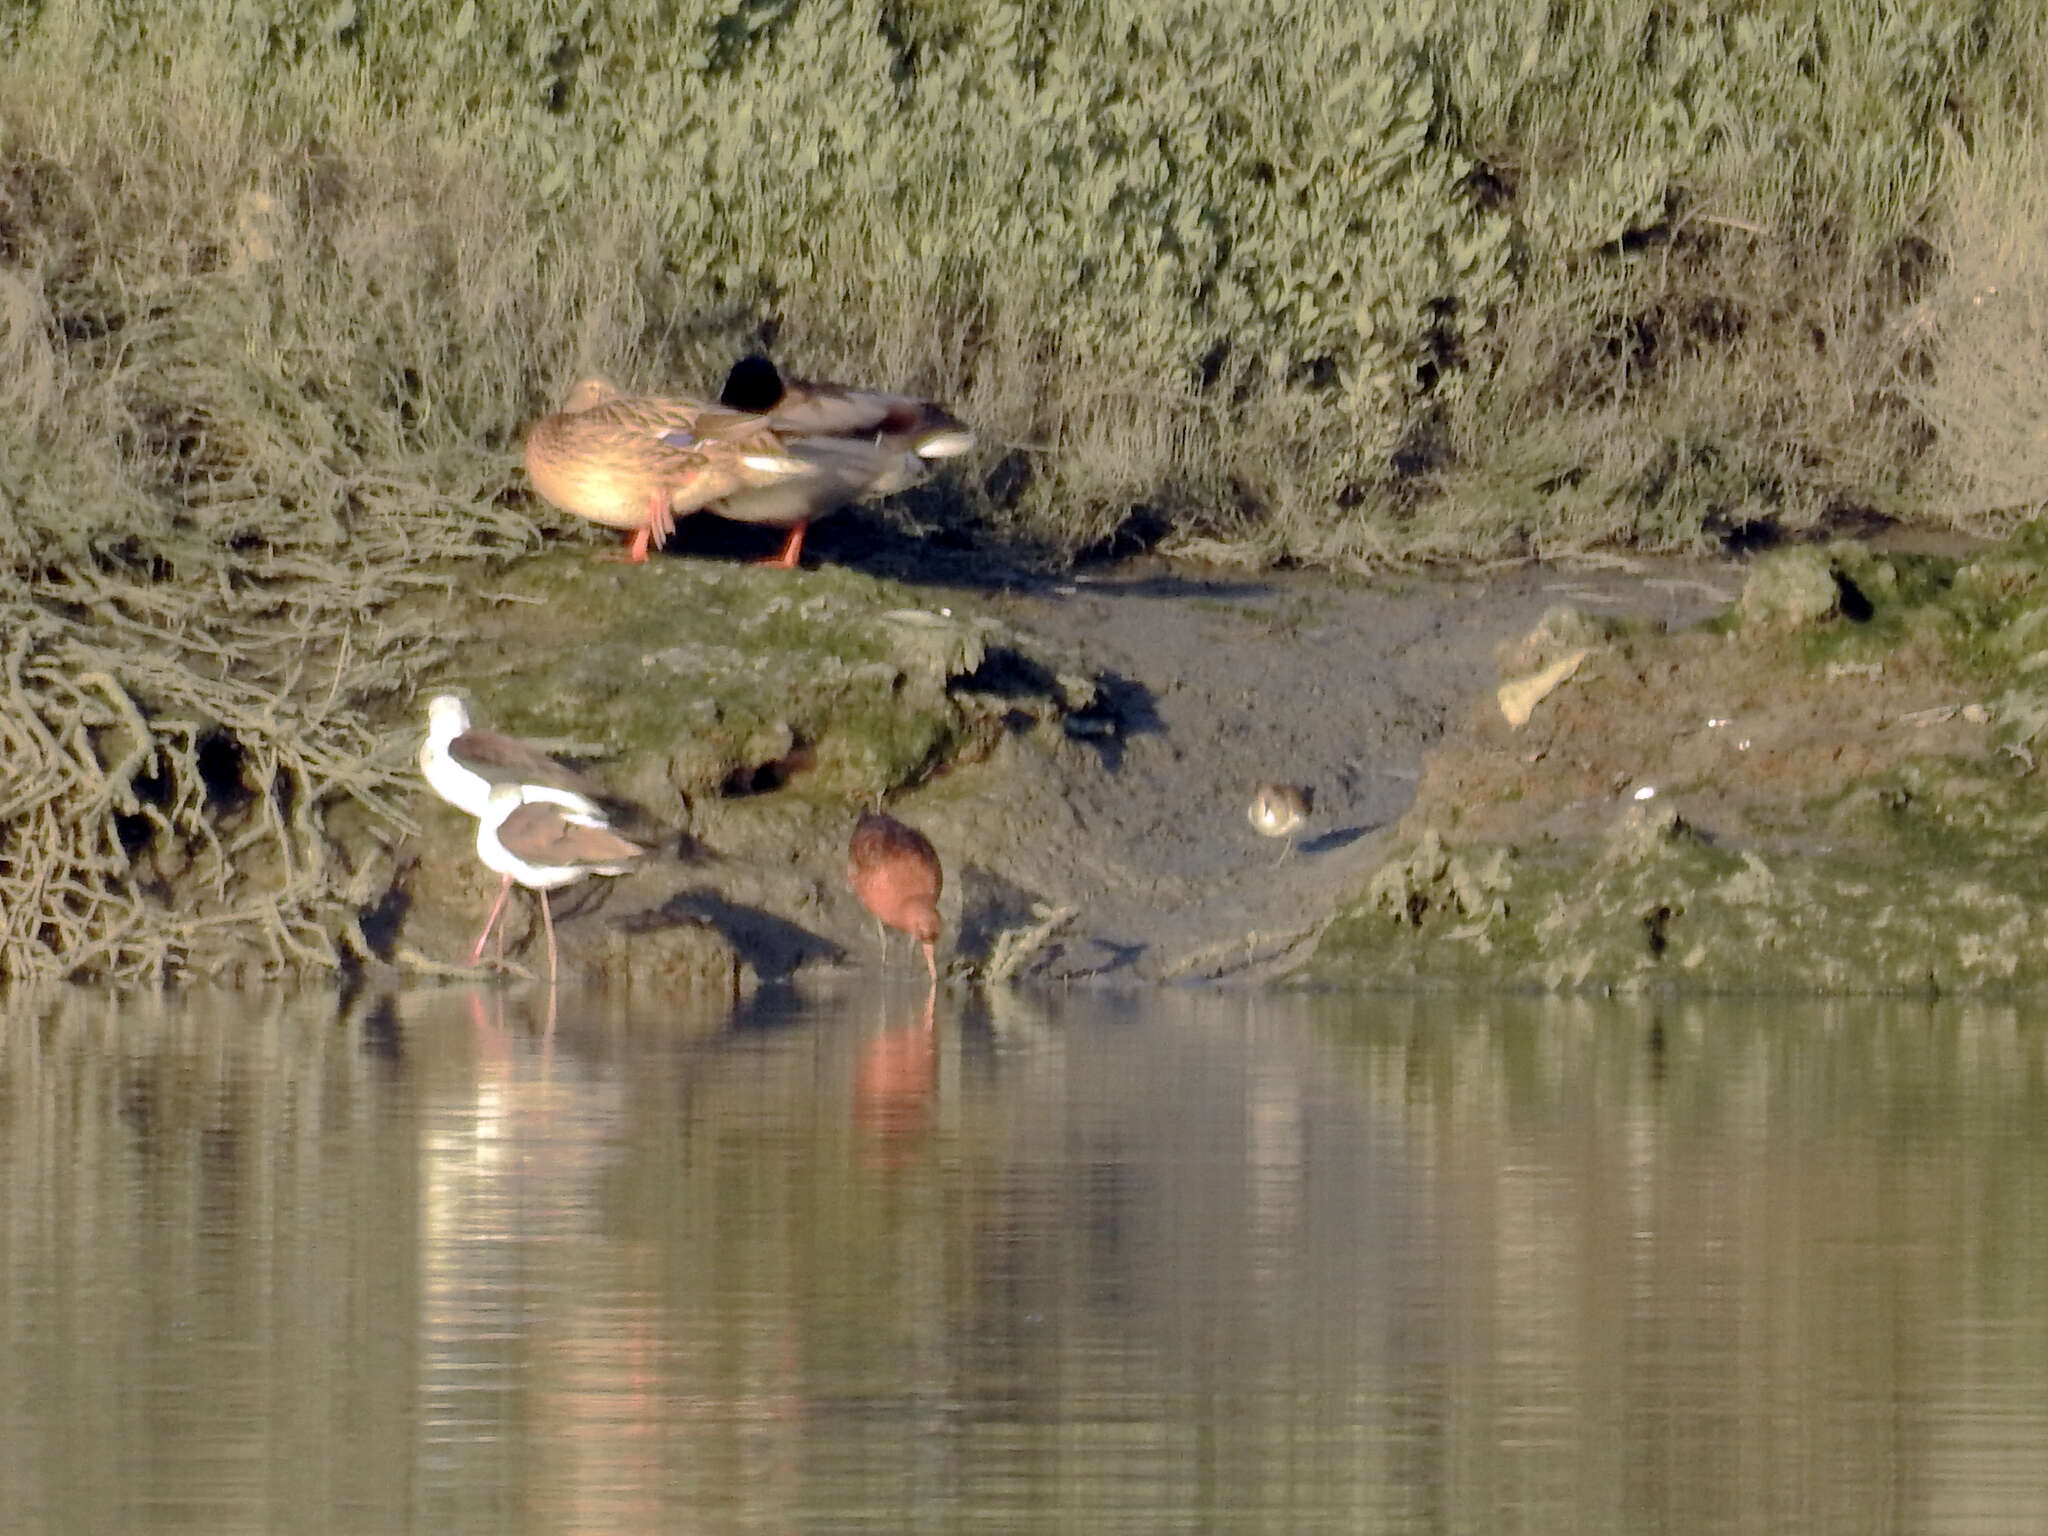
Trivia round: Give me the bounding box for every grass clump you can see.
[1898,126,2048,532]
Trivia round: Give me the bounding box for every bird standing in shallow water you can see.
[419,694,605,820]
[1248,782,1313,859]
[473,783,647,985]
[847,810,943,983]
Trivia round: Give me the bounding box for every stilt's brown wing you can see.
[450,729,603,799]
[498,803,646,870]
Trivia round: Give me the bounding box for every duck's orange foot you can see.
[596,526,657,564]
[752,524,808,569]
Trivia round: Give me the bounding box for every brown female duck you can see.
[521,379,811,564]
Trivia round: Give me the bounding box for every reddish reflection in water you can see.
[852,988,938,1168]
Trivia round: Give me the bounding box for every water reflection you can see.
[852,988,937,1164]
[0,985,2045,1533]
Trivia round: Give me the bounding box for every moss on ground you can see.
[1743,534,2048,765]
[434,552,1093,813]
[1315,521,2048,995]
[1320,785,2048,995]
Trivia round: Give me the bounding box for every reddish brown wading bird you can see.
[713,354,976,569]
[473,783,647,985]
[847,810,943,982]
[521,378,813,564]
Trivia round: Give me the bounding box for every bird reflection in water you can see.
[852,987,939,1169]
[463,971,559,1045]
[416,986,793,1528]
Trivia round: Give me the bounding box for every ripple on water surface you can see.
[1,984,2046,1533]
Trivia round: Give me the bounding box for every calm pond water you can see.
[2,981,2046,1534]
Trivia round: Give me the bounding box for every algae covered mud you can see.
[1321,534,2048,994]
[285,517,2048,998]
[19,492,2048,992]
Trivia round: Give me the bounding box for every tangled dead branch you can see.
[0,100,610,981]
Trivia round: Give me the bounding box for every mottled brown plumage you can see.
[847,810,943,982]
[521,378,811,563]
[1248,782,1312,837]
[1248,782,1313,861]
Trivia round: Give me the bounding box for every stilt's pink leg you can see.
[469,876,514,964]
[540,889,559,990]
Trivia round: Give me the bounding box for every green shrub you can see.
[19,0,2038,562]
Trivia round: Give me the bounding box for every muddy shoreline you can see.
[369,514,1830,994]
[347,512,2048,998]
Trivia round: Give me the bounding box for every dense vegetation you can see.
[14,0,2048,557]
[3,0,2047,976]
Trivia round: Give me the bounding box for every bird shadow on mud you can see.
[640,888,842,982]
[1077,669,1162,771]
[799,502,1278,605]
[652,511,820,567]
[950,644,1161,771]
[1300,822,1379,856]
[777,504,1056,593]
[1081,939,1148,978]
[353,857,418,963]
[1063,570,1274,602]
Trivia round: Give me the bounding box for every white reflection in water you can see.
[0,985,2046,1533]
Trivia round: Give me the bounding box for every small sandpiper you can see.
[1248,782,1313,859]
